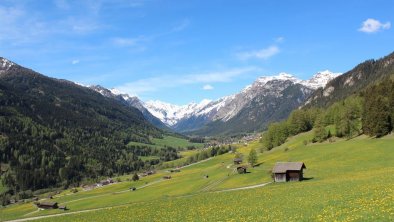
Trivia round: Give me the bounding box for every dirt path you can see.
[179,158,212,169]
[62,178,165,204]
[5,206,118,222]
[215,182,272,193]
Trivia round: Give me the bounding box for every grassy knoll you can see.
[2,133,394,221]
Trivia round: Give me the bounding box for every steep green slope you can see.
[0,58,161,193]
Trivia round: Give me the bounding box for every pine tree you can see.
[313,115,326,142]
[248,148,258,167]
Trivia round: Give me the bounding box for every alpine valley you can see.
[1,1,394,221]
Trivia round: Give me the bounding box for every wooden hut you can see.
[37,202,58,209]
[233,158,243,165]
[272,162,306,182]
[236,166,247,174]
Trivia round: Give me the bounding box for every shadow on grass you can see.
[253,162,264,167]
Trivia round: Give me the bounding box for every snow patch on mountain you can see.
[144,99,216,126]
[301,70,341,89]
[0,58,15,72]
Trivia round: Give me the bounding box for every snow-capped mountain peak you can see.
[109,88,136,101]
[144,99,216,126]
[301,70,341,89]
[0,58,15,71]
[256,72,301,85]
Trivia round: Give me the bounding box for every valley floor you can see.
[1,133,394,221]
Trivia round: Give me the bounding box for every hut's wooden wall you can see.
[288,171,301,181]
[274,173,286,182]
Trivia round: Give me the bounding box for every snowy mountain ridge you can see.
[141,71,340,126]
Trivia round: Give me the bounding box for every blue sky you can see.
[0,0,393,105]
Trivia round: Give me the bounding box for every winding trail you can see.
[179,157,212,169]
[215,182,272,193]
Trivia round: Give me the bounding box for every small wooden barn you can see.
[233,158,243,165]
[272,162,306,182]
[37,202,58,209]
[237,166,247,174]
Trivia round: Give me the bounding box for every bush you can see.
[17,190,33,200]
[132,173,139,181]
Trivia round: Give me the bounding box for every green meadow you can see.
[127,135,204,150]
[1,133,394,221]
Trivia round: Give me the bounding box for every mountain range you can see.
[7,52,393,138]
[92,70,340,136]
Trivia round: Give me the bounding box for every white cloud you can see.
[237,45,280,60]
[202,84,214,90]
[114,67,259,96]
[71,59,80,65]
[358,18,391,33]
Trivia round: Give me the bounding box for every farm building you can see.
[170,169,181,173]
[237,166,247,174]
[142,170,156,177]
[233,158,243,164]
[272,162,306,182]
[37,202,58,209]
[99,178,114,186]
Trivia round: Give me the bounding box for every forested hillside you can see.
[262,78,394,150]
[0,59,163,197]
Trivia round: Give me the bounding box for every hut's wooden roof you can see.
[272,162,306,173]
[38,202,58,207]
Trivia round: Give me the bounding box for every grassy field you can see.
[127,135,204,150]
[1,133,394,221]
